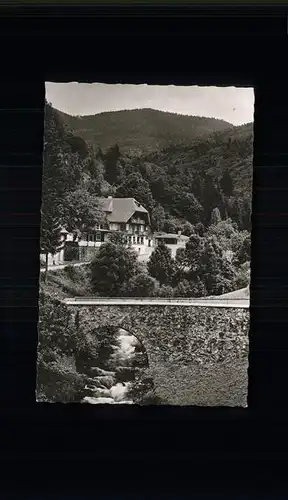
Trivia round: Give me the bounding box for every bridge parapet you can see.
[62,296,249,308]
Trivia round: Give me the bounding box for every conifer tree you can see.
[147,242,175,286]
[40,206,64,283]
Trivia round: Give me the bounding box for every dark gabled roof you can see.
[99,197,149,224]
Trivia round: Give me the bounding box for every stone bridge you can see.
[63,297,250,406]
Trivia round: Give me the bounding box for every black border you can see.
[1,4,288,493]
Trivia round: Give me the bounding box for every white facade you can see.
[40,225,154,266]
[40,197,155,267]
[163,242,186,258]
[154,233,189,258]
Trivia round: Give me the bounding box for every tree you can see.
[104,144,121,186]
[182,221,195,237]
[234,261,251,289]
[151,203,166,232]
[198,239,221,295]
[195,222,205,237]
[157,285,174,297]
[233,234,251,266]
[121,273,158,297]
[61,188,105,239]
[210,207,222,226]
[198,235,236,295]
[220,170,234,197]
[37,294,85,402]
[184,233,204,273]
[208,218,238,252]
[172,191,203,225]
[147,242,175,286]
[173,279,192,298]
[40,206,64,283]
[115,172,155,213]
[201,174,224,226]
[107,231,127,246]
[91,242,138,296]
[188,277,207,298]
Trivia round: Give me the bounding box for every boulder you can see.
[95,375,115,389]
[89,366,115,377]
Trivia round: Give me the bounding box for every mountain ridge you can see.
[56,107,235,155]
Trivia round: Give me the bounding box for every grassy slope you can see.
[57,107,233,154]
[39,264,92,300]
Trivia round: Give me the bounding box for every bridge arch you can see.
[66,298,250,406]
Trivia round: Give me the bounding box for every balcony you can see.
[130,218,146,225]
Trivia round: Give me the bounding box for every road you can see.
[40,261,90,273]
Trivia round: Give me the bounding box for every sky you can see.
[45,82,254,126]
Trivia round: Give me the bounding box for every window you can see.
[89,234,94,242]
[140,237,144,244]
[96,232,101,242]
[133,236,136,244]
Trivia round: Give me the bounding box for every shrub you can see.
[91,242,138,296]
[120,273,158,297]
[157,285,174,298]
[37,355,86,402]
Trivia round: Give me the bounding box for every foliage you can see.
[42,102,107,250]
[184,234,205,273]
[207,218,239,252]
[233,234,251,266]
[120,272,158,297]
[234,261,251,289]
[103,144,121,185]
[61,187,105,237]
[90,242,138,296]
[106,231,127,245]
[157,285,174,297]
[147,242,175,286]
[76,326,118,373]
[58,107,233,155]
[37,355,86,403]
[210,207,222,226]
[37,293,87,402]
[151,203,166,232]
[40,206,64,281]
[40,209,63,256]
[46,104,252,243]
[115,171,155,212]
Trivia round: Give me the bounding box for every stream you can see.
[82,329,149,404]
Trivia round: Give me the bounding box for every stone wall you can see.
[68,304,250,406]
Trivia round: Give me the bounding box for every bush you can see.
[37,355,86,402]
[157,285,174,298]
[120,273,158,297]
[64,242,79,262]
[91,242,138,296]
[234,261,251,289]
[64,264,89,283]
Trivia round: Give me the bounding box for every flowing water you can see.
[82,329,148,404]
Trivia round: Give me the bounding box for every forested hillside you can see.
[57,107,233,155]
[42,102,253,238]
